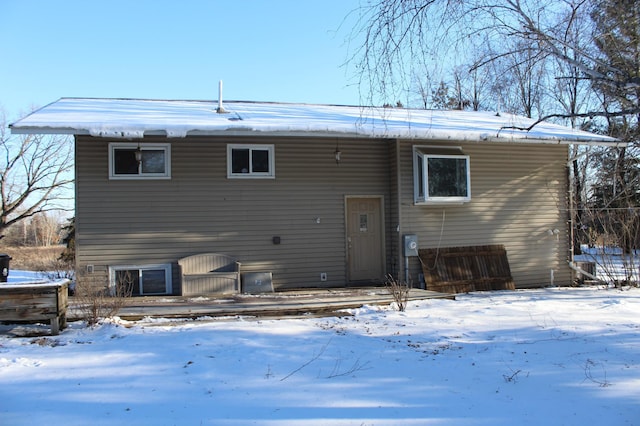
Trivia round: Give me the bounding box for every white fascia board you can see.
[8,125,80,135]
[9,126,369,139]
[9,125,621,146]
[9,123,620,146]
[184,129,368,138]
[478,135,624,147]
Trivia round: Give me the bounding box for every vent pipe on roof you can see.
[216,80,227,114]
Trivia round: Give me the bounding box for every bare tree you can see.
[413,74,432,109]
[32,212,65,246]
[348,0,639,121]
[468,64,493,111]
[509,41,550,118]
[1,112,74,240]
[348,0,640,278]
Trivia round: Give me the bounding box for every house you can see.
[10,97,618,295]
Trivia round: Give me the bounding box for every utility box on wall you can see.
[403,234,419,257]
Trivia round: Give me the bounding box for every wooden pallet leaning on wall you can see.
[418,245,515,294]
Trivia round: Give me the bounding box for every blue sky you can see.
[1,0,361,121]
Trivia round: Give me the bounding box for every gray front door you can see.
[346,197,384,282]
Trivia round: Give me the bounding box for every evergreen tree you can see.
[591,0,640,113]
[589,0,640,251]
[59,217,75,264]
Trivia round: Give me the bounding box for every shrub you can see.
[385,274,410,312]
[74,270,133,326]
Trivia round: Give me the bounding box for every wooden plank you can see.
[50,317,60,336]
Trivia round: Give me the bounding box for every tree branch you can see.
[0,114,74,236]
[498,108,640,134]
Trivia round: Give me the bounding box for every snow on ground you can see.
[0,286,638,425]
[575,246,640,284]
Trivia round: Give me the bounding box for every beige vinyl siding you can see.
[75,135,391,292]
[398,140,571,288]
[388,140,402,278]
[76,134,571,293]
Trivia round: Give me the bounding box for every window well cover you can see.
[242,272,274,294]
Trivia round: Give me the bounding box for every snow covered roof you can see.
[9,97,618,145]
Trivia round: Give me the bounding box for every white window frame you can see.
[227,144,275,179]
[109,143,171,180]
[413,146,471,205]
[108,263,172,296]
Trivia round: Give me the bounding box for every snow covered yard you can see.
[0,287,638,425]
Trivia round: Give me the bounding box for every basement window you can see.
[109,143,171,179]
[227,144,275,178]
[109,264,172,296]
[413,146,471,204]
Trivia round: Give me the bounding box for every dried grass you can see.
[0,245,66,270]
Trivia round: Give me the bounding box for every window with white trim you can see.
[227,144,275,178]
[414,146,471,204]
[109,143,171,179]
[109,264,172,296]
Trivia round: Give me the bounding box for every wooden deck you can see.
[67,287,454,321]
[0,281,69,335]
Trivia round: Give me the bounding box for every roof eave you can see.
[9,125,621,146]
[481,136,623,147]
[9,125,79,135]
[184,129,369,139]
[9,126,375,139]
